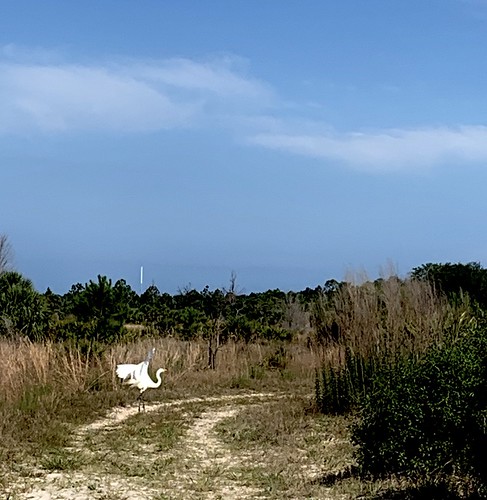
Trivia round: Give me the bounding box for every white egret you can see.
[116,348,166,411]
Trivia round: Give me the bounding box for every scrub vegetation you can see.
[0,233,486,498]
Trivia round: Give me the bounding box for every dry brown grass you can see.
[313,275,468,361]
[0,338,109,402]
[0,335,330,498]
[0,336,318,459]
[0,336,317,399]
[1,275,467,499]
[109,336,318,399]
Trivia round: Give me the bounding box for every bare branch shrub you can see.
[0,234,13,274]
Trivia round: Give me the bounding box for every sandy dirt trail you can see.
[9,393,281,500]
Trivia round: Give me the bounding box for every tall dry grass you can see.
[0,334,319,473]
[0,336,319,405]
[110,336,318,396]
[313,276,465,359]
[313,275,473,413]
[0,339,107,404]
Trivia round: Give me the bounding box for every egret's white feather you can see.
[116,363,140,380]
[115,348,166,411]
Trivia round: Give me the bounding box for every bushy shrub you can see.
[0,271,46,339]
[352,320,487,491]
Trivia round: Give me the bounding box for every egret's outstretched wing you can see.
[116,363,139,380]
[116,348,154,380]
[145,347,156,363]
[116,349,158,404]
[116,350,165,411]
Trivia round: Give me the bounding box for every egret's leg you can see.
[137,392,146,412]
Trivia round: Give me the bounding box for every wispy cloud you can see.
[0,64,197,133]
[131,56,272,99]
[0,47,273,134]
[249,125,487,173]
[1,43,66,64]
[3,45,487,174]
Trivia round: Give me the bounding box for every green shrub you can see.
[352,321,487,492]
[0,271,46,339]
[315,349,380,415]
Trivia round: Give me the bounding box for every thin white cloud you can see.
[0,49,273,134]
[131,57,273,99]
[0,64,196,133]
[2,45,487,174]
[1,43,65,64]
[249,125,487,172]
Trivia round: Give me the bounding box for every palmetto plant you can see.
[0,271,45,340]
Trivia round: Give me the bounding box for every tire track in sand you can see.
[10,392,282,500]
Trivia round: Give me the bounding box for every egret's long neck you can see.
[153,369,164,388]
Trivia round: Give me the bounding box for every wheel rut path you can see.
[10,392,283,500]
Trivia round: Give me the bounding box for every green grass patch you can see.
[40,449,83,471]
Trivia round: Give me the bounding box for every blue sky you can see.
[2,0,487,294]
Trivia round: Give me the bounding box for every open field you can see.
[0,337,433,499]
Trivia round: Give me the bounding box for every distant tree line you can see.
[2,230,487,344]
[2,257,487,346]
[0,272,304,336]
